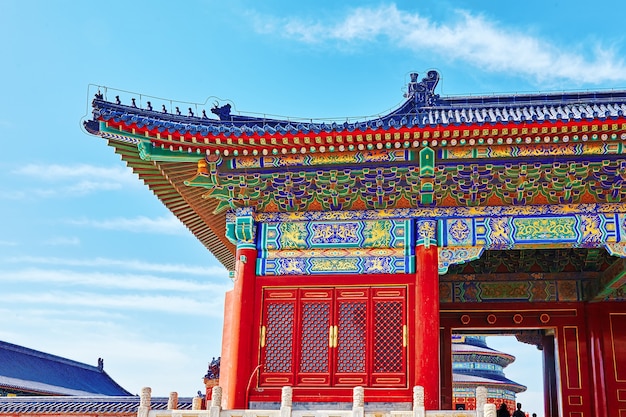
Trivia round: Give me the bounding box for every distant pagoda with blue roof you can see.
[452,335,526,410]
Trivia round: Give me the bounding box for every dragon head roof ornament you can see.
[405,70,440,107]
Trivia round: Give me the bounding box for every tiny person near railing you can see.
[512,402,525,417]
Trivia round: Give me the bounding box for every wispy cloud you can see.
[5,256,227,276]
[4,164,140,199]
[0,291,222,316]
[14,164,136,184]
[0,240,18,246]
[66,215,187,235]
[252,4,626,85]
[0,267,230,293]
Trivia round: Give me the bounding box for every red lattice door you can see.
[334,288,369,386]
[259,288,297,386]
[297,289,332,386]
[371,287,406,387]
[259,286,407,389]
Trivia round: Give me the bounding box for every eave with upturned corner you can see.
[85,71,626,301]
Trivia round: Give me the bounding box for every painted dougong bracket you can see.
[591,257,626,301]
[225,207,256,249]
[438,246,485,275]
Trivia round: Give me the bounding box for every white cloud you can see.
[0,240,18,246]
[4,164,140,199]
[67,215,188,235]
[254,4,626,85]
[14,164,136,184]
[0,291,222,316]
[5,255,228,276]
[0,267,230,293]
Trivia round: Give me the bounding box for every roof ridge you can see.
[0,340,101,372]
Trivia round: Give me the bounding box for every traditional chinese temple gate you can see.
[85,70,626,417]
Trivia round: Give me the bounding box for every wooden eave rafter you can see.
[99,112,626,278]
[110,141,236,270]
[591,257,626,302]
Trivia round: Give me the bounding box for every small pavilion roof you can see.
[453,372,527,393]
[452,342,515,366]
[0,340,130,396]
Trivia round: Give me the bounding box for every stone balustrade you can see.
[138,386,495,417]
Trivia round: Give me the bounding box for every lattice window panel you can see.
[259,286,407,388]
[264,303,294,373]
[374,300,403,372]
[299,302,330,373]
[337,301,366,373]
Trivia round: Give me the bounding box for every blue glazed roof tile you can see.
[0,396,194,414]
[87,70,626,140]
[452,373,526,392]
[0,340,130,396]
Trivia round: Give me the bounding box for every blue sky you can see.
[1,0,625,411]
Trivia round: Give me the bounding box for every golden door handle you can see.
[329,326,334,347]
[333,325,339,348]
[260,325,266,348]
[403,325,407,347]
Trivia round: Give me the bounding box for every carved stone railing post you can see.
[168,392,178,410]
[280,386,293,417]
[412,386,425,417]
[483,403,496,417]
[475,386,487,417]
[138,387,151,417]
[192,397,203,410]
[352,386,364,417]
[209,386,222,417]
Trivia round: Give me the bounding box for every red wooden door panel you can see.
[259,288,297,386]
[334,288,369,386]
[372,287,406,387]
[259,286,407,389]
[297,289,333,386]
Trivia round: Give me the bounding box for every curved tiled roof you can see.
[0,340,130,396]
[453,373,526,393]
[452,343,515,366]
[0,396,194,414]
[87,70,626,141]
[84,70,626,269]
[107,141,235,269]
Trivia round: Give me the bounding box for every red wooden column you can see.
[222,209,257,409]
[414,219,440,409]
